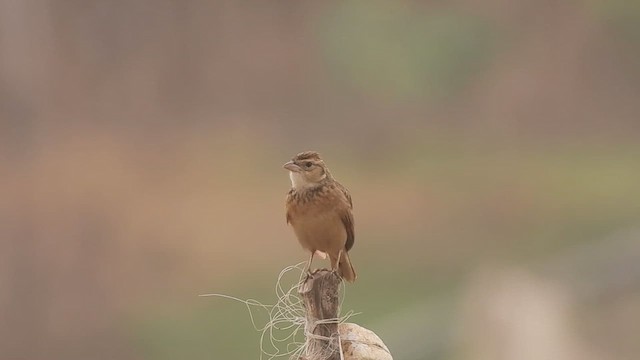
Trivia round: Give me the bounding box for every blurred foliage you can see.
[589,0,640,46]
[319,1,497,100]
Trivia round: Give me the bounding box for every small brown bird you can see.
[283,151,357,282]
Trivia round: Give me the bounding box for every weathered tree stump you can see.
[299,269,342,360]
[298,270,393,360]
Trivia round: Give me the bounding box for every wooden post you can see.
[299,269,342,360]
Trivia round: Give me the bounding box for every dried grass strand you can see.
[200,263,359,360]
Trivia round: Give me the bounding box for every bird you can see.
[283,151,357,282]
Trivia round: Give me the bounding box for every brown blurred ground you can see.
[1,1,639,359]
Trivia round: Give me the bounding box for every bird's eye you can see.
[305,162,313,168]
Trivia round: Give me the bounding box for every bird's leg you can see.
[331,249,343,274]
[304,251,315,275]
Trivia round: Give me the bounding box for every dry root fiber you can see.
[201,263,392,360]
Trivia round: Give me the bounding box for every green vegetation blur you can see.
[1,1,639,360]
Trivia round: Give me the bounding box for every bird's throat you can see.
[289,171,327,189]
[289,171,310,189]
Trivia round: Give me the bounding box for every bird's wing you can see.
[341,208,355,251]
[337,182,353,209]
[336,182,355,251]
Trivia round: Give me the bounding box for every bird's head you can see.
[283,151,331,189]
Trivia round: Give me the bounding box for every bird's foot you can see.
[330,268,342,280]
[302,268,314,282]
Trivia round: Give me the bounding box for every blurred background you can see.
[1,1,639,359]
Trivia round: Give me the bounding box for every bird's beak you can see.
[283,161,302,172]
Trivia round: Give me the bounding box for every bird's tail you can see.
[339,250,357,283]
